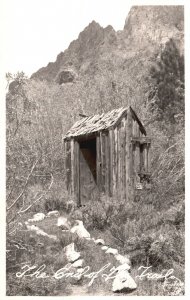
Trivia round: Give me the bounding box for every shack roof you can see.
[64,106,146,139]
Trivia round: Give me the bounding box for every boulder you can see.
[112,270,137,293]
[57,216,71,230]
[57,69,77,84]
[114,254,131,265]
[101,246,109,251]
[94,238,105,245]
[70,220,90,239]
[72,259,84,268]
[64,243,81,263]
[47,210,60,217]
[116,263,131,272]
[28,212,45,222]
[105,248,119,255]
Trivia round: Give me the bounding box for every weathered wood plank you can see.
[100,132,106,193]
[131,137,151,144]
[109,129,113,196]
[70,139,75,195]
[65,141,71,193]
[105,133,109,196]
[96,135,101,188]
[125,116,130,202]
[114,127,118,194]
[147,144,151,173]
[121,119,126,200]
[112,129,116,196]
[75,141,80,206]
[136,143,140,173]
[128,110,133,201]
[144,144,148,172]
[118,125,122,199]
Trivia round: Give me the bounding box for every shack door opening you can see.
[78,137,98,206]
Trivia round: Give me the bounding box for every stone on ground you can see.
[57,216,71,230]
[47,210,60,217]
[94,238,105,245]
[114,254,131,265]
[105,247,119,255]
[28,212,45,222]
[70,220,90,239]
[116,263,131,272]
[64,243,81,263]
[72,259,84,268]
[112,270,137,293]
[101,246,109,251]
[26,224,57,240]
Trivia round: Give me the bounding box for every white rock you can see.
[64,243,81,263]
[94,238,105,245]
[26,224,39,231]
[47,210,59,217]
[115,254,131,265]
[112,270,137,293]
[48,234,58,241]
[116,263,131,272]
[105,248,119,255]
[26,224,57,240]
[57,216,70,229]
[101,246,109,251]
[72,259,84,268]
[77,268,85,274]
[70,220,90,239]
[28,213,45,222]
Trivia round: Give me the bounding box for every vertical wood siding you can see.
[64,109,150,205]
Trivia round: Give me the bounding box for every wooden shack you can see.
[64,106,151,206]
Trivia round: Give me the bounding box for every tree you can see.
[149,39,184,127]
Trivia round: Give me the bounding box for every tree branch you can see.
[18,173,54,214]
[7,158,39,211]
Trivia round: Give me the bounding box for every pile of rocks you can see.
[25,211,137,293]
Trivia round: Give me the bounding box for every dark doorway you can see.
[78,137,98,205]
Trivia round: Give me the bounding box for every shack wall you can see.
[64,109,150,205]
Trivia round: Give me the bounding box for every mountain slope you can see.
[31,6,183,84]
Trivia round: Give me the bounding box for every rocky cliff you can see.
[31,6,183,84]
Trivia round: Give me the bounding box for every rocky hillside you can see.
[31,6,183,84]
